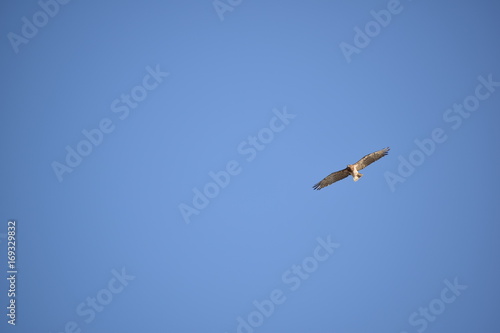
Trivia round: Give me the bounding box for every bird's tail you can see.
[353,173,363,181]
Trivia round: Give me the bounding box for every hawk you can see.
[312,147,390,190]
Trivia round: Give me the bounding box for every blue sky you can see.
[1,1,499,332]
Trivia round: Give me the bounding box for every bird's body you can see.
[312,147,390,190]
[347,164,361,181]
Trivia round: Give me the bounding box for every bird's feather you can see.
[354,147,390,171]
[312,168,350,190]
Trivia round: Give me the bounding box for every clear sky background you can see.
[1,1,499,332]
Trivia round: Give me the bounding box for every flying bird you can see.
[312,147,390,190]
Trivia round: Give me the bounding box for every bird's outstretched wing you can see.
[312,168,350,190]
[354,147,390,171]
